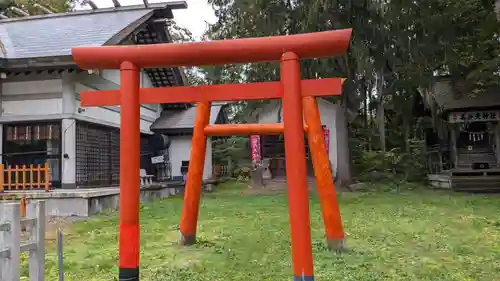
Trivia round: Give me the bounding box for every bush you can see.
[353,139,427,183]
[232,166,251,181]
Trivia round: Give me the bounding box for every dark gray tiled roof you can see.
[151,105,224,131]
[0,6,155,59]
[427,80,500,110]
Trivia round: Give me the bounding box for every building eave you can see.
[152,128,194,135]
[4,55,75,70]
[0,2,187,89]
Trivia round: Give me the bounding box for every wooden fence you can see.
[213,163,229,178]
[0,201,46,281]
[0,163,51,192]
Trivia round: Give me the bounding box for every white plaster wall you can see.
[2,99,62,116]
[141,72,155,88]
[1,79,64,117]
[205,137,213,180]
[258,102,281,123]
[169,135,212,180]
[317,99,339,176]
[100,69,154,89]
[2,79,62,96]
[0,74,162,187]
[256,99,339,175]
[100,69,160,114]
[61,75,77,187]
[61,118,76,186]
[74,82,153,134]
[141,105,159,120]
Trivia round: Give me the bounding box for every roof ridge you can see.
[0,2,175,24]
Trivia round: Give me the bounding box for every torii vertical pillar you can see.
[303,96,345,251]
[118,61,141,281]
[71,28,353,281]
[281,52,315,280]
[179,101,211,245]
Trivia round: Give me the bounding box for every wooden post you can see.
[0,164,4,192]
[15,166,19,190]
[28,201,46,281]
[179,101,211,245]
[437,143,443,173]
[44,163,50,191]
[29,164,34,189]
[37,164,41,189]
[450,124,458,168]
[303,96,345,251]
[0,203,21,281]
[22,165,26,190]
[57,230,65,281]
[495,122,500,167]
[281,52,315,280]
[7,166,11,190]
[20,196,27,218]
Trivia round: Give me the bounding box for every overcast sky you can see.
[78,0,217,39]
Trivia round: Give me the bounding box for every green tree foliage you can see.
[212,136,250,164]
[0,0,76,16]
[199,0,500,182]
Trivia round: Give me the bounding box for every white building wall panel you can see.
[257,99,339,175]
[2,79,62,95]
[258,103,281,124]
[169,135,212,180]
[100,70,120,85]
[74,82,153,133]
[317,99,339,176]
[141,106,159,120]
[100,70,159,113]
[2,99,63,116]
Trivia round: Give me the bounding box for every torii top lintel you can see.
[71,29,352,70]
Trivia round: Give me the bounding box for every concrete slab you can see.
[0,182,186,217]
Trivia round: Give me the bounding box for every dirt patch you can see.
[242,178,318,195]
[17,216,85,243]
[44,216,87,241]
[242,181,287,195]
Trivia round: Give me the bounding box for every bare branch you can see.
[10,7,29,17]
[112,0,121,8]
[33,4,55,14]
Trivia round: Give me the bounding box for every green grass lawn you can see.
[42,182,500,281]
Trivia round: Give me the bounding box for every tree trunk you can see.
[404,118,411,154]
[377,69,386,152]
[377,101,386,151]
[367,79,373,151]
[361,76,369,150]
[362,77,368,129]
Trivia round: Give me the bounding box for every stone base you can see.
[327,238,347,252]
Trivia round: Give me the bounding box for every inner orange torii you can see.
[72,28,351,281]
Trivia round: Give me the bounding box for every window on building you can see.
[3,122,62,187]
[75,121,152,187]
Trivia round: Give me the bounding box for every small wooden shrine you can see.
[422,78,500,191]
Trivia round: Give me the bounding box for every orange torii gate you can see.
[72,28,351,281]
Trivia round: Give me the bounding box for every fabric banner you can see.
[322,125,330,154]
[250,135,261,163]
